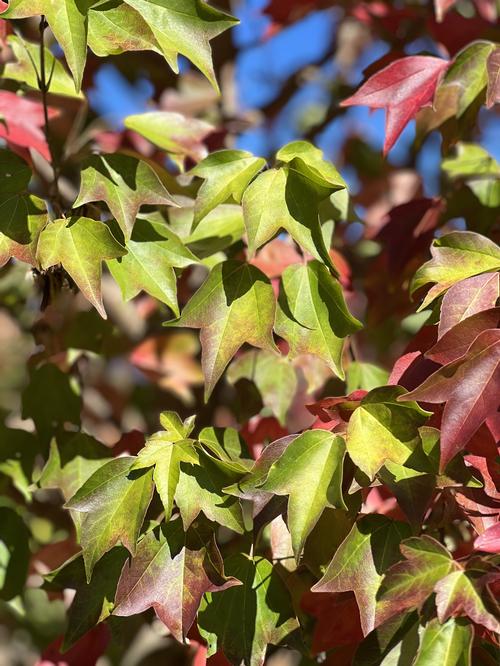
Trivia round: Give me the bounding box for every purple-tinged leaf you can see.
[438,272,499,338]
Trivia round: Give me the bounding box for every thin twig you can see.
[38,16,62,214]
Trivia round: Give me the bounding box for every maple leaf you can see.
[74,154,178,240]
[107,214,198,315]
[375,536,458,627]
[413,618,473,665]
[0,91,58,161]
[1,0,90,91]
[122,0,238,91]
[114,519,240,642]
[438,272,499,338]
[275,261,362,379]
[411,231,500,310]
[258,430,347,560]
[198,554,300,666]
[37,216,127,319]
[66,457,154,581]
[486,47,500,108]
[166,260,278,400]
[341,56,449,154]
[474,523,500,553]
[401,328,500,471]
[312,515,411,635]
[434,569,500,633]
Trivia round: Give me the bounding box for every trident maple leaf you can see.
[341,56,449,154]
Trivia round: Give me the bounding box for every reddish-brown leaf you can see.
[486,47,500,108]
[434,0,457,22]
[474,523,500,554]
[341,56,449,154]
[0,91,58,161]
[401,328,500,470]
[300,591,363,654]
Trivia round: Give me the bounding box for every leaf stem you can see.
[38,16,62,215]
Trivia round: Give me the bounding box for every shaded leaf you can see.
[258,430,347,560]
[227,349,298,426]
[37,216,126,319]
[190,149,266,226]
[341,56,449,154]
[198,554,299,666]
[411,231,500,310]
[276,140,346,197]
[122,0,238,90]
[313,515,411,635]
[108,215,197,315]
[66,457,154,581]
[401,328,500,470]
[275,261,362,379]
[0,193,47,268]
[166,260,277,400]
[114,519,240,642]
[346,386,430,480]
[0,506,30,601]
[3,35,83,99]
[0,148,31,194]
[378,462,436,524]
[74,153,177,240]
[375,536,457,626]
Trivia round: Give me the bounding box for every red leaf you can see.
[249,239,301,278]
[0,91,59,161]
[306,391,367,426]
[438,273,500,338]
[474,523,500,554]
[400,329,500,470]
[426,308,500,365]
[465,423,500,502]
[300,591,363,654]
[36,624,110,666]
[341,56,449,154]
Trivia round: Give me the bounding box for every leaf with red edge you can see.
[114,519,240,643]
[438,272,499,338]
[0,91,58,161]
[306,391,367,427]
[486,47,500,108]
[341,56,449,154]
[426,308,500,365]
[400,328,500,471]
[474,524,500,553]
[434,569,500,633]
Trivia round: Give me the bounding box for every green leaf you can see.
[2,0,92,91]
[442,143,500,178]
[0,148,32,194]
[375,536,457,626]
[74,153,178,240]
[44,547,128,650]
[413,618,472,666]
[0,426,40,501]
[275,261,362,378]
[198,427,252,467]
[434,570,500,633]
[276,140,346,197]
[125,111,214,167]
[346,386,430,480]
[114,519,240,642]
[242,166,337,270]
[87,0,160,57]
[353,613,420,666]
[160,411,196,441]
[39,434,112,534]
[66,457,154,581]
[122,0,238,90]
[441,41,495,117]
[258,430,347,560]
[2,35,83,99]
[107,215,198,315]
[0,507,30,601]
[37,216,127,319]
[184,204,246,257]
[190,150,266,226]
[132,435,197,520]
[411,231,500,310]
[312,515,411,635]
[377,461,436,524]
[166,260,278,400]
[22,364,82,444]
[175,447,246,534]
[227,349,298,425]
[198,554,300,666]
[0,194,48,269]
[347,362,389,392]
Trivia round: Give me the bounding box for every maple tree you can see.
[0,1,499,665]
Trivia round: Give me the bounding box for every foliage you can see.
[0,1,498,665]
